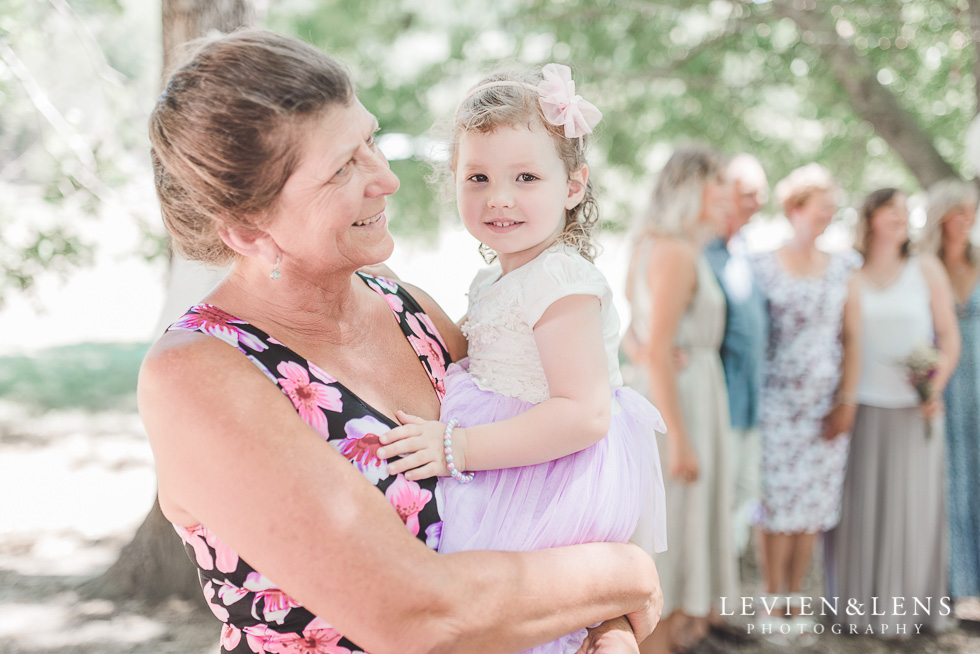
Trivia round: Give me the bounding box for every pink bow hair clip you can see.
[536,63,602,139]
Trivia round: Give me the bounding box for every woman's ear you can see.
[565,165,589,210]
[216,221,279,266]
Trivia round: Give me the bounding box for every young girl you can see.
[378,64,668,653]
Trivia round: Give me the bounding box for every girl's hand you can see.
[667,438,698,484]
[821,403,857,441]
[577,616,639,654]
[378,410,467,480]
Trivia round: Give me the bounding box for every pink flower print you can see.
[277,361,343,437]
[204,530,241,574]
[332,416,390,484]
[368,276,399,294]
[170,304,268,352]
[308,362,337,384]
[416,312,449,353]
[174,525,215,570]
[203,580,230,622]
[385,474,432,536]
[243,624,279,653]
[245,571,300,625]
[172,525,240,574]
[383,292,404,316]
[405,314,447,388]
[222,624,243,651]
[266,628,352,654]
[217,580,249,607]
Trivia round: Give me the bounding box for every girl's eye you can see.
[468,174,488,183]
[517,173,537,182]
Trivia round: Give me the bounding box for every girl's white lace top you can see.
[463,246,625,404]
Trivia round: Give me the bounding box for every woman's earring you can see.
[270,254,282,280]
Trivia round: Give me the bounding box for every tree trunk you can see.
[775,0,960,188]
[162,0,255,79]
[80,497,205,607]
[81,0,256,608]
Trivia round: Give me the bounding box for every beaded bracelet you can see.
[443,418,474,484]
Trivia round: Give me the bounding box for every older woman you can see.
[826,188,958,637]
[751,164,860,639]
[624,145,737,654]
[140,30,661,654]
[922,178,980,603]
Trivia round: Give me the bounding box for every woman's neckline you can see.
[774,247,832,280]
[860,256,910,292]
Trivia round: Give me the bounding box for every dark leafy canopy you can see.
[270,0,976,228]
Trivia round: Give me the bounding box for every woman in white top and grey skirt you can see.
[825,188,960,638]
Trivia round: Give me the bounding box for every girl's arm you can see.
[141,332,661,654]
[821,273,862,439]
[383,292,613,475]
[632,239,698,483]
[920,255,961,407]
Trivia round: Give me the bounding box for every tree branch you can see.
[773,0,959,187]
[968,0,980,114]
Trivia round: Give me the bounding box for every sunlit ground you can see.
[3,219,979,653]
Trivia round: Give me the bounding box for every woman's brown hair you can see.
[150,29,353,264]
[854,187,910,259]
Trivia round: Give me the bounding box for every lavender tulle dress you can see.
[437,246,668,654]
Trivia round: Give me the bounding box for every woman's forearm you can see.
[394,542,657,654]
[643,347,687,445]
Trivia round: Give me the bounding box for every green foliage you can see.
[0,342,148,411]
[0,0,976,301]
[0,0,156,305]
[270,0,977,229]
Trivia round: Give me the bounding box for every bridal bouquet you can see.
[902,342,940,437]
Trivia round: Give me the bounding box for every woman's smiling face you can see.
[268,100,400,276]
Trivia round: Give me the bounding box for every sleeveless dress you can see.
[825,258,948,635]
[437,246,668,654]
[166,273,449,654]
[626,242,737,618]
[945,277,980,599]
[752,250,858,534]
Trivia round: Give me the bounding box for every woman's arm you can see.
[921,255,961,409]
[822,273,861,439]
[383,293,612,476]
[141,333,659,654]
[635,238,698,483]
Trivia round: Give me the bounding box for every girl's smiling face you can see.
[455,122,586,274]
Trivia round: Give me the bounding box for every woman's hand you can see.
[379,410,467,480]
[921,396,944,420]
[577,617,639,654]
[667,437,698,483]
[821,403,857,440]
[623,553,663,643]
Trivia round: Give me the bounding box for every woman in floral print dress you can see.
[138,30,661,654]
[751,164,861,639]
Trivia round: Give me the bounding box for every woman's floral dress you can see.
[752,251,859,534]
[166,273,450,654]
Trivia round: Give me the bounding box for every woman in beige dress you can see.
[625,145,737,654]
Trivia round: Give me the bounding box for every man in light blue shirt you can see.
[704,154,769,557]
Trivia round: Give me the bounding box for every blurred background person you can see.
[624,145,737,654]
[751,163,861,639]
[826,188,958,638]
[923,179,980,608]
[704,153,769,560]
